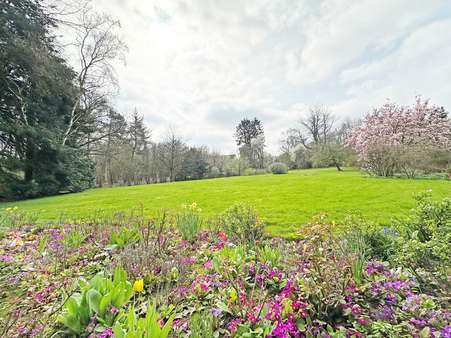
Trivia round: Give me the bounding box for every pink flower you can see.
[227,318,242,333]
[357,318,369,325]
[203,260,213,270]
[218,231,228,241]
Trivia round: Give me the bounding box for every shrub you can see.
[243,168,256,176]
[340,216,398,261]
[254,168,268,175]
[175,203,202,241]
[216,203,263,245]
[269,162,288,174]
[391,192,451,297]
[243,168,267,176]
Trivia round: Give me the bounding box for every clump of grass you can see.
[175,202,202,241]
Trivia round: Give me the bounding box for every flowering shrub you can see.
[347,97,451,177]
[0,196,449,337]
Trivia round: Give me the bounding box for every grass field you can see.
[1,168,450,236]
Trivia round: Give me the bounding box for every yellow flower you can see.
[133,279,144,293]
[229,290,237,302]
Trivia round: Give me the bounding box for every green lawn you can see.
[1,168,450,236]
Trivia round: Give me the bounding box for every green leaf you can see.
[99,292,112,317]
[61,314,82,334]
[419,327,430,338]
[65,297,79,315]
[113,322,125,338]
[87,288,102,314]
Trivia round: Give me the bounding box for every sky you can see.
[68,0,451,154]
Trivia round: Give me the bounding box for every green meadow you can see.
[1,168,449,236]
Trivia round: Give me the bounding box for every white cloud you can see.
[58,0,451,154]
[335,18,451,118]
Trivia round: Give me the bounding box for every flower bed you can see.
[0,196,450,337]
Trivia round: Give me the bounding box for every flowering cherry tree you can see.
[347,97,451,176]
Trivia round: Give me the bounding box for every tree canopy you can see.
[0,0,94,199]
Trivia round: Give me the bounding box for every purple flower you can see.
[173,319,189,330]
[203,260,213,270]
[370,305,393,322]
[0,255,14,263]
[180,256,196,265]
[111,306,119,315]
[211,307,222,317]
[351,305,362,317]
[177,240,189,249]
[370,281,382,297]
[384,280,403,291]
[366,261,386,276]
[96,327,113,338]
[357,318,368,325]
[385,293,397,304]
[383,226,399,237]
[409,318,427,328]
[441,325,451,338]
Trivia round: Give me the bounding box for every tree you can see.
[127,109,150,184]
[0,0,94,199]
[159,128,186,181]
[181,147,209,180]
[62,7,127,147]
[235,118,264,147]
[94,109,127,186]
[279,128,309,169]
[128,109,150,161]
[280,106,346,170]
[311,143,348,171]
[299,105,335,147]
[249,134,266,169]
[347,97,451,177]
[235,118,265,169]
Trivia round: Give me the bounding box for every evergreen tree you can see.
[0,0,94,199]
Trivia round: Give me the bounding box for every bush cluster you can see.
[269,162,289,174]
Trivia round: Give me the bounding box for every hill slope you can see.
[1,168,450,236]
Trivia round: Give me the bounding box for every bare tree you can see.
[62,8,127,146]
[299,105,335,147]
[280,128,307,154]
[159,128,186,182]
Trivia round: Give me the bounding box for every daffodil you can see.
[133,279,144,293]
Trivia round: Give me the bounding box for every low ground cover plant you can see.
[0,196,449,337]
